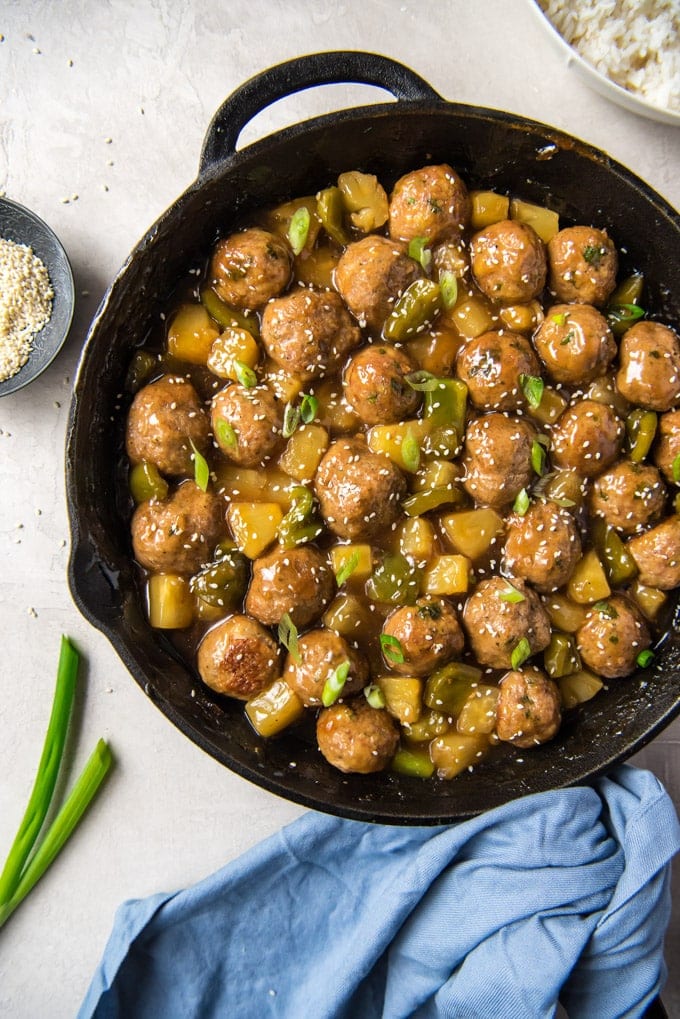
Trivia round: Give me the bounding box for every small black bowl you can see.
[0,197,75,396]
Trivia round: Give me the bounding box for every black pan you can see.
[66,51,680,824]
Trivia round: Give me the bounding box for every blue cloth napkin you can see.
[80,764,679,1019]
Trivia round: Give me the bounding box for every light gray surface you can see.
[0,2,678,1016]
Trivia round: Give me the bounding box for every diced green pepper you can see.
[383,279,443,342]
[402,483,466,517]
[366,553,422,605]
[544,631,581,679]
[391,745,435,779]
[609,272,644,307]
[626,409,658,463]
[129,461,169,503]
[606,303,645,336]
[125,350,157,393]
[424,661,483,716]
[403,709,451,742]
[190,549,249,608]
[424,377,468,441]
[316,186,349,246]
[200,286,260,338]
[277,485,323,549]
[592,518,638,586]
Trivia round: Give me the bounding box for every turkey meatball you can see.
[344,344,420,425]
[456,330,542,411]
[627,516,680,590]
[260,289,360,379]
[462,414,536,510]
[496,667,561,748]
[388,164,470,245]
[197,614,280,699]
[616,322,680,412]
[470,220,547,305]
[502,499,582,592]
[590,461,667,535]
[550,400,624,478]
[245,545,334,629]
[209,227,292,311]
[315,438,407,540]
[547,226,618,307]
[334,235,423,334]
[381,597,464,677]
[131,481,224,574]
[654,410,680,485]
[316,697,399,774]
[533,304,616,385]
[576,596,650,679]
[462,576,551,670]
[126,376,210,477]
[284,629,368,707]
[211,384,283,466]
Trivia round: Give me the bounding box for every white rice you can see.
[539,0,680,113]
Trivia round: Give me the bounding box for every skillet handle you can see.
[199,51,442,177]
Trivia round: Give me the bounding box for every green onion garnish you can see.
[278,612,301,664]
[288,206,311,256]
[215,418,238,449]
[520,374,544,410]
[401,428,421,472]
[335,550,360,587]
[408,236,432,272]
[282,402,301,438]
[300,393,319,424]
[531,439,547,477]
[234,360,257,388]
[593,601,618,619]
[637,649,655,668]
[672,454,680,484]
[190,440,210,492]
[364,684,386,709]
[513,488,530,516]
[583,244,605,266]
[380,633,405,665]
[499,584,525,604]
[510,637,531,670]
[439,270,458,309]
[322,661,350,707]
[551,312,567,325]
[405,370,441,392]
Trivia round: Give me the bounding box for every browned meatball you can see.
[590,461,667,535]
[131,481,224,574]
[462,414,536,510]
[388,164,470,245]
[456,331,542,411]
[616,322,680,412]
[334,236,423,334]
[284,629,368,707]
[533,304,616,385]
[462,577,551,670]
[260,289,360,379]
[245,545,334,629]
[550,400,624,478]
[547,226,618,307]
[654,410,680,485]
[470,220,547,305]
[343,344,420,425]
[381,597,464,677]
[197,614,280,699]
[576,596,650,679]
[496,667,561,748]
[316,697,399,773]
[627,516,680,590]
[503,499,582,592]
[315,438,407,540]
[126,376,210,477]
[211,384,283,466]
[209,227,292,311]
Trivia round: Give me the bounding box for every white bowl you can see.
[528,0,680,128]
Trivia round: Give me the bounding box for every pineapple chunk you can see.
[470,190,510,230]
[367,420,427,473]
[227,502,283,559]
[397,517,436,562]
[457,688,499,735]
[330,544,373,583]
[315,379,361,434]
[510,197,560,243]
[631,581,668,621]
[167,303,219,364]
[215,465,297,507]
[558,670,604,710]
[322,593,374,640]
[440,507,504,561]
[377,675,423,725]
[430,731,490,780]
[542,593,588,634]
[449,296,495,339]
[245,679,305,737]
[279,423,329,482]
[147,574,194,629]
[207,327,260,381]
[567,550,611,605]
[422,555,471,595]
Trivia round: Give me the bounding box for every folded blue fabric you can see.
[80,764,679,1019]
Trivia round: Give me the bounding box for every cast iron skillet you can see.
[66,51,680,824]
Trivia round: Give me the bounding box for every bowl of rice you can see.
[530,0,680,126]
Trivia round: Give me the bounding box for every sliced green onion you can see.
[560,331,574,346]
[364,684,386,709]
[439,270,458,310]
[551,312,567,326]
[300,393,319,424]
[278,612,301,664]
[551,496,576,508]
[593,601,618,619]
[287,206,311,256]
[335,550,360,587]
[322,661,350,707]
[233,359,257,388]
[190,440,210,492]
[520,374,544,410]
[408,236,432,272]
[583,244,605,266]
[531,439,547,477]
[215,418,238,449]
[513,488,530,516]
[380,633,405,665]
[672,454,680,484]
[401,428,421,472]
[510,637,531,670]
[405,370,441,392]
[499,584,525,604]
[637,649,655,668]
[282,402,301,439]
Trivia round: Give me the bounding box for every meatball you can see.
[126,376,210,477]
[654,410,680,485]
[456,330,542,411]
[131,481,224,574]
[533,304,616,385]
[260,289,360,379]
[334,235,423,334]
[462,414,536,510]
[245,545,334,629]
[576,596,650,679]
[616,322,680,412]
[316,697,399,774]
[315,438,407,540]
[627,516,680,590]
[590,461,667,535]
[211,384,283,466]
[547,226,618,307]
[502,499,582,592]
[284,629,368,707]
[381,597,464,677]
[470,220,547,305]
[343,344,420,425]
[209,227,292,311]
[462,577,551,670]
[197,614,280,699]
[550,400,624,478]
[495,667,561,748]
[388,164,470,245]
